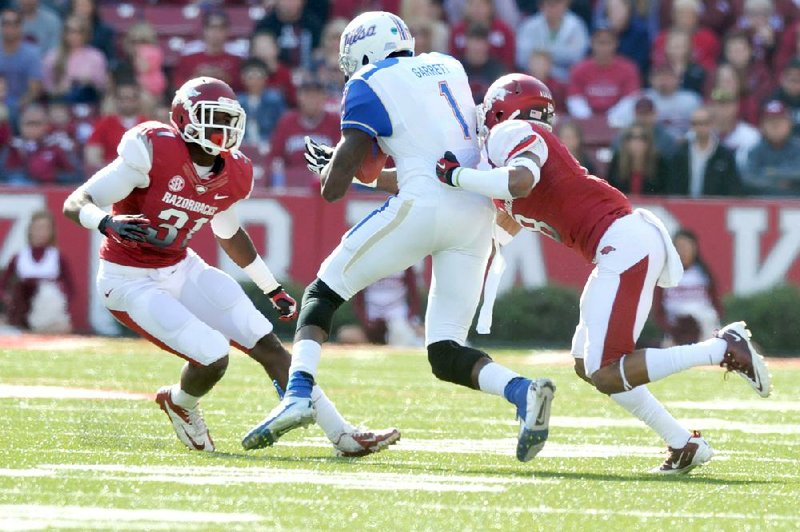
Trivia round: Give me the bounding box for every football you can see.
[355,141,388,184]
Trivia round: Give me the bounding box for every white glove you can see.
[304,135,334,175]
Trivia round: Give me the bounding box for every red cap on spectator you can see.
[762,100,790,120]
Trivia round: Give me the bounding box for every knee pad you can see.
[177,321,230,366]
[427,340,491,388]
[296,279,345,335]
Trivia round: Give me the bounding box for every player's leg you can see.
[243,198,432,449]
[587,219,769,397]
[425,239,555,462]
[98,263,228,452]
[176,257,400,455]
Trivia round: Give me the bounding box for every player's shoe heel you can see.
[242,397,315,450]
[516,378,556,462]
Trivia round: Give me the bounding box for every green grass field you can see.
[1,337,798,530]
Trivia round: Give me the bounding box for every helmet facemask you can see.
[173,98,246,156]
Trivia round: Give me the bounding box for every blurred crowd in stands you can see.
[1,0,800,195]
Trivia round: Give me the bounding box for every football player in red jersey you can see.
[63,77,399,456]
[436,73,772,474]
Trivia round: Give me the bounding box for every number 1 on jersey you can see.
[439,81,471,139]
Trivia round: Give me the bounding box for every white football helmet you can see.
[339,11,415,79]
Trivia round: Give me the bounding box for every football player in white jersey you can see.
[242,11,556,462]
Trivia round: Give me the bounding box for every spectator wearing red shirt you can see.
[567,26,641,119]
[0,76,12,147]
[254,0,324,70]
[84,81,146,174]
[460,24,507,104]
[250,31,296,107]
[450,0,516,70]
[173,10,243,91]
[0,210,73,333]
[722,31,774,107]
[526,50,567,115]
[266,74,340,188]
[652,0,721,73]
[1,104,77,185]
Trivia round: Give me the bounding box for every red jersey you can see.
[265,110,340,187]
[486,120,632,262]
[100,121,253,268]
[567,56,641,114]
[86,114,147,164]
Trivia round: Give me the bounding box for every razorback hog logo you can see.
[344,24,377,46]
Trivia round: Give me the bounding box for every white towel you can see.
[635,208,684,288]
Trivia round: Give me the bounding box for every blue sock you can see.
[504,377,531,419]
[284,371,314,400]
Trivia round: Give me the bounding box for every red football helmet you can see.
[170,77,246,156]
[478,73,556,140]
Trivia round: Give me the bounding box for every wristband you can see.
[243,257,280,294]
[79,203,109,230]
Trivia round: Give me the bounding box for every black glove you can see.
[304,135,334,175]
[436,151,461,186]
[98,214,150,246]
[267,286,298,321]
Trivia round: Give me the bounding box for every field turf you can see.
[1,336,798,530]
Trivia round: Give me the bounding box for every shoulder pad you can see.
[117,126,154,174]
[487,120,549,168]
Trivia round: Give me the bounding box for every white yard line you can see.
[37,464,554,493]
[0,505,263,528]
[665,399,800,412]
[0,384,150,401]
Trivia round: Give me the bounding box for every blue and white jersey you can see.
[341,52,480,198]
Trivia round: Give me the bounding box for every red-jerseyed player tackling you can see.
[436,73,771,474]
[63,77,399,456]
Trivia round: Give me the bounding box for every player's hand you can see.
[267,286,298,321]
[98,214,150,246]
[304,135,334,175]
[436,151,461,186]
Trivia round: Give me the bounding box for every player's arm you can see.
[305,136,398,195]
[319,128,374,202]
[436,122,548,200]
[437,151,541,199]
[62,157,151,244]
[211,205,297,321]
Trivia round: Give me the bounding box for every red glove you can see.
[267,286,298,321]
[436,151,461,186]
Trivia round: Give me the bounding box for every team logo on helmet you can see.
[168,175,185,192]
[344,24,377,46]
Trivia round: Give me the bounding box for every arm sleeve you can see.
[211,202,242,239]
[340,78,393,138]
[82,157,150,207]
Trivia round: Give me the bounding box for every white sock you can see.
[644,338,727,382]
[289,339,322,378]
[477,362,521,397]
[611,385,691,449]
[311,386,352,441]
[170,384,200,410]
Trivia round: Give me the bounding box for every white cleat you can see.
[155,386,214,452]
[333,427,401,457]
[651,430,714,474]
[241,396,315,450]
[716,321,772,398]
[516,378,556,462]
